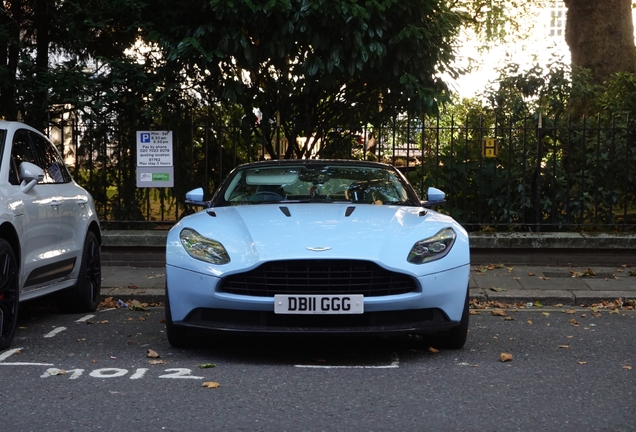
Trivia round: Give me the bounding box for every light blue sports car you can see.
[165,160,470,348]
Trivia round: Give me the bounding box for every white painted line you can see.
[0,348,22,362]
[44,327,67,338]
[295,353,400,369]
[75,315,95,323]
[1,362,55,366]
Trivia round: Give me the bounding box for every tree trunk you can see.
[0,0,21,120]
[563,0,636,84]
[30,0,50,129]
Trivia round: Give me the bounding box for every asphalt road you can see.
[1,299,634,432]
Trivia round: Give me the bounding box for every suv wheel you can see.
[0,239,19,350]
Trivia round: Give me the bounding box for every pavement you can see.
[100,264,636,307]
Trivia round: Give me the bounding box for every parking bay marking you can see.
[75,315,95,323]
[40,367,205,380]
[295,353,400,369]
[43,327,67,338]
[0,348,54,366]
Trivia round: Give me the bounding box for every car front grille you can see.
[219,259,418,297]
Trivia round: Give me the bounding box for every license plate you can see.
[274,295,364,314]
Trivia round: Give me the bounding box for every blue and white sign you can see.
[136,131,174,188]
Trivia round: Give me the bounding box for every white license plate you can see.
[274,294,364,314]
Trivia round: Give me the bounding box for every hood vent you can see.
[279,206,291,217]
[345,206,356,217]
[206,210,217,217]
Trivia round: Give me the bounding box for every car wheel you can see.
[164,287,191,348]
[433,287,469,349]
[0,239,19,350]
[57,231,101,313]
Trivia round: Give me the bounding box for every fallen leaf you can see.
[557,345,570,349]
[91,359,97,363]
[490,287,507,292]
[583,268,596,277]
[202,382,220,388]
[528,272,535,276]
[507,267,513,273]
[149,360,165,365]
[533,301,543,308]
[623,366,632,370]
[578,361,587,365]
[527,320,533,325]
[199,363,216,369]
[139,317,146,321]
[469,310,480,315]
[566,335,573,338]
[542,312,550,317]
[49,369,67,376]
[491,309,508,317]
[428,347,439,353]
[147,349,160,358]
[569,319,580,326]
[565,309,576,314]
[130,300,149,311]
[500,353,513,362]
[504,316,516,321]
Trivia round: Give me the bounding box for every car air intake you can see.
[219,259,418,297]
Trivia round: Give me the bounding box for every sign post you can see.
[136,131,174,188]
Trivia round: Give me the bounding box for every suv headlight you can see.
[180,228,230,265]
[407,228,456,264]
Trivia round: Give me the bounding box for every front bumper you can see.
[166,263,470,335]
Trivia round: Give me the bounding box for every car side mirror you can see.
[19,162,44,193]
[185,187,210,208]
[422,187,446,208]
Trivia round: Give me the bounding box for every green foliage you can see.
[415,62,636,231]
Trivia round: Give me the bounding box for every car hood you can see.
[167,203,469,277]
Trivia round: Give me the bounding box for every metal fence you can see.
[46,110,636,231]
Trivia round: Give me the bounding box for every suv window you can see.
[11,129,71,184]
[29,132,71,184]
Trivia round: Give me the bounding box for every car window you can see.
[29,132,72,184]
[222,165,411,205]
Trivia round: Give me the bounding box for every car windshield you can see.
[221,164,412,205]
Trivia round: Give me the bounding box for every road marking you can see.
[44,327,67,338]
[0,348,22,362]
[0,348,54,366]
[130,368,148,380]
[295,353,400,369]
[75,315,95,323]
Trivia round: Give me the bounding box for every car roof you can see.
[0,120,42,135]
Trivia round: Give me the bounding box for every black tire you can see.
[164,287,191,348]
[0,238,19,350]
[433,287,470,349]
[57,231,101,313]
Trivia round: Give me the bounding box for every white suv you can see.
[0,121,102,350]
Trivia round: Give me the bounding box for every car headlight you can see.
[179,228,230,265]
[407,228,456,264]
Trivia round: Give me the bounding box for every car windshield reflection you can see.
[221,165,412,206]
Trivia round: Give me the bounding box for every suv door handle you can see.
[50,200,61,209]
[77,198,87,208]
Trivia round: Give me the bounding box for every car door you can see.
[26,131,83,289]
[9,129,63,292]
